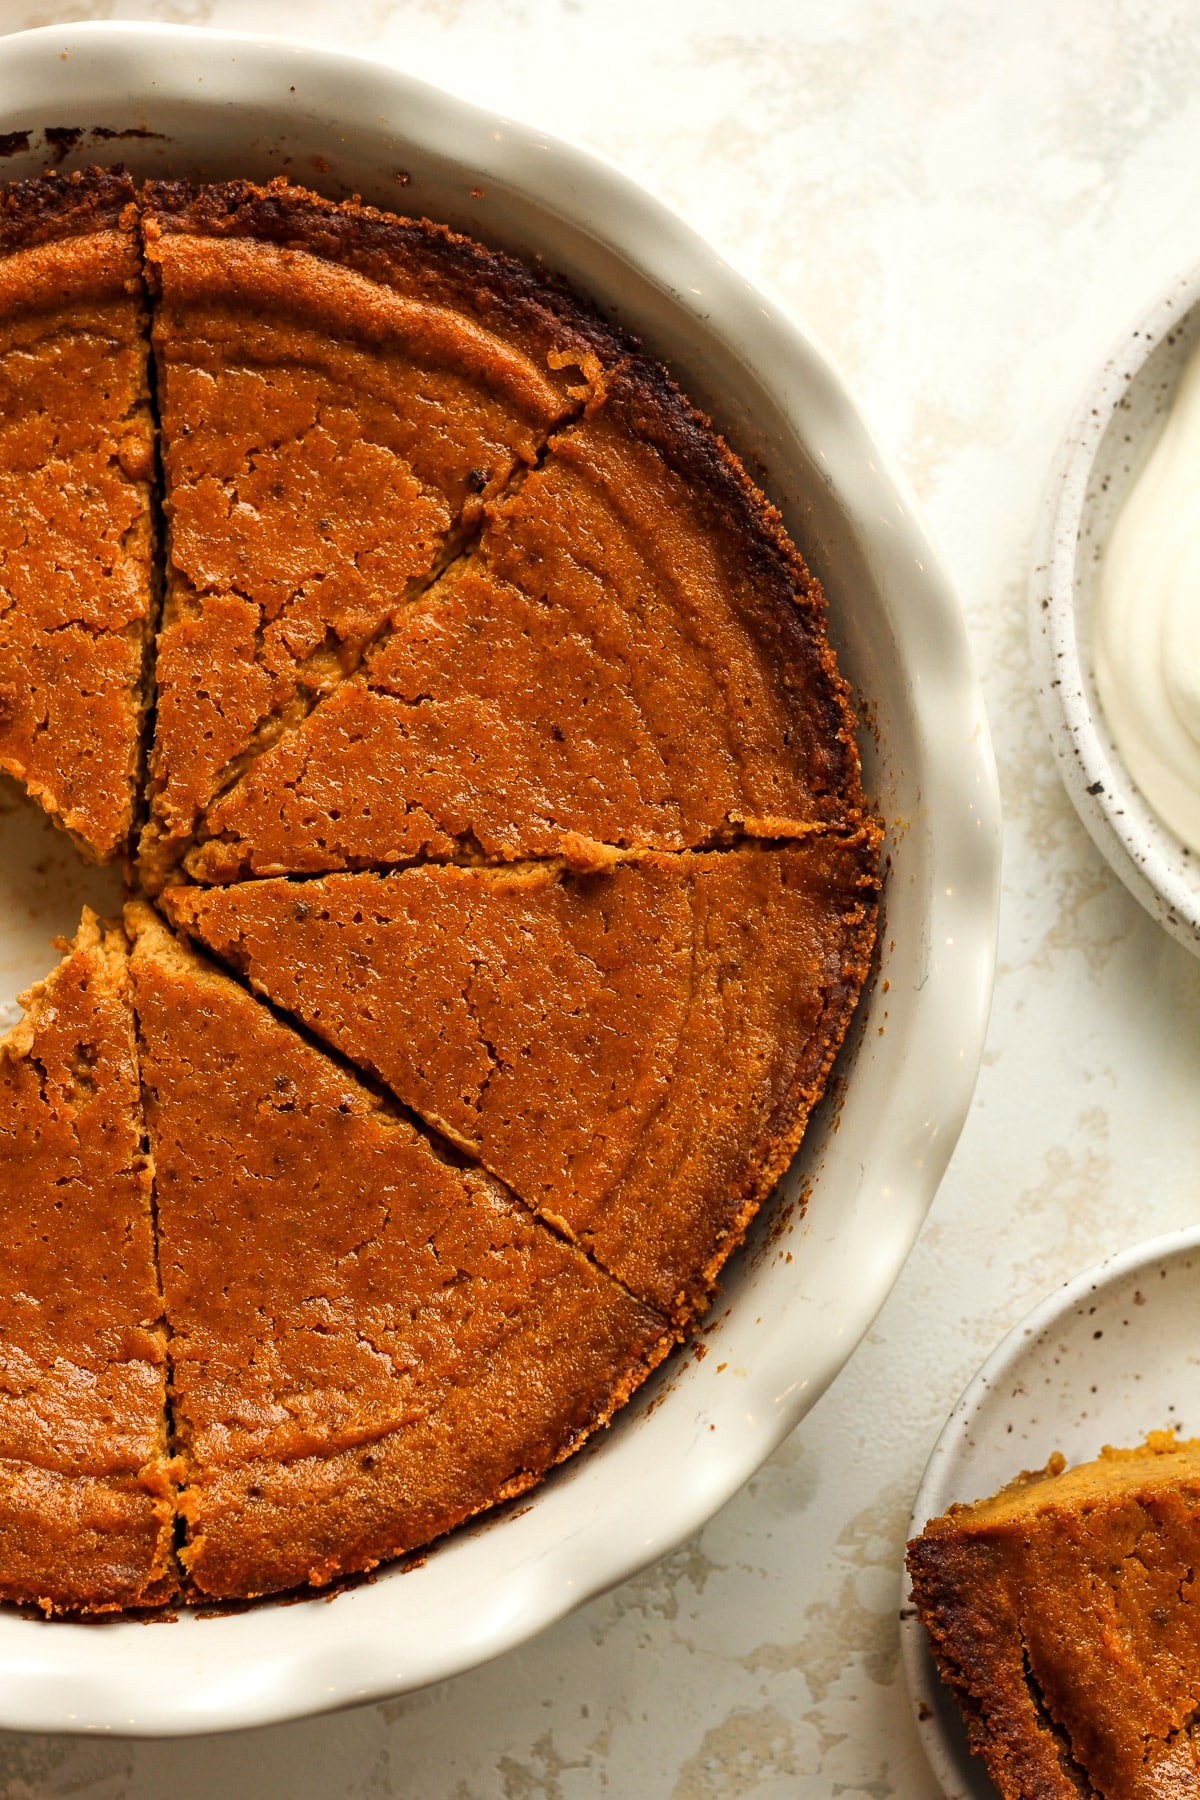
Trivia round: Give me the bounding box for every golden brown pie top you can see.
[0,171,879,1611]
[908,1435,1200,1800]
[0,168,155,864]
[0,910,172,1612]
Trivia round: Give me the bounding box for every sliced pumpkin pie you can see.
[138,177,623,890]
[908,1434,1200,1799]
[125,902,670,1601]
[187,357,862,884]
[164,833,879,1323]
[0,168,156,863]
[0,911,173,1612]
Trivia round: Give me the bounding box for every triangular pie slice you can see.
[0,910,173,1612]
[0,169,156,863]
[164,833,879,1323]
[186,360,864,885]
[125,902,671,1602]
[138,178,624,890]
[908,1435,1200,1799]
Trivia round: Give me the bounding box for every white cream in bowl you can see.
[1096,337,1200,854]
[1032,265,1200,956]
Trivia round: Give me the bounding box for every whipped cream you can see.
[1095,336,1200,854]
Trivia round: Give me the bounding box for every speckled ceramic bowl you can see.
[1031,274,1200,956]
[0,21,999,1736]
[901,1225,1200,1799]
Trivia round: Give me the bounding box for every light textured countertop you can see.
[3,3,1200,1795]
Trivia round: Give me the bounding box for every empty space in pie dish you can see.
[1032,267,1200,956]
[0,20,998,1735]
[901,1226,1200,1800]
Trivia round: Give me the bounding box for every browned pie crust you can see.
[164,833,879,1323]
[0,168,155,863]
[137,177,629,890]
[126,901,672,1600]
[907,1435,1200,1799]
[0,910,173,1612]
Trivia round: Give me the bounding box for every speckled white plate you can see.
[0,21,999,1737]
[901,1225,1200,1800]
[1031,274,1200,957]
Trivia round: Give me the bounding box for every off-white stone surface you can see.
[3,2,1200,1794]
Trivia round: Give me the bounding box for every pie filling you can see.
[0,169,156,864]
[162,838,880,1323]
[0,172,880,1610]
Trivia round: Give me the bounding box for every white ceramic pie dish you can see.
[901,1225,1200,1800]
[0,21,1000,1736]
[1031,272,1200,956]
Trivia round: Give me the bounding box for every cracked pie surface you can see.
[0,172,877,1608]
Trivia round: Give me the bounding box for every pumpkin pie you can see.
[0,170,877,1611]
[137,177,624,890]
[0,910,173,1612]
[186,355,863,884]
[126,901,671,1599]
[907,1434,1200,1799]
[0,169,156,863]
[163,833,878,1322]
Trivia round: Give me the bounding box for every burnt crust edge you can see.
[0,164,135,254]
[140,174,639,378]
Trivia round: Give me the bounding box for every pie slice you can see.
[138,177,624,890]
[125,902,671,1601]
[0,169,156,863]
[164,833,879,1322]
[907,1434,1200,1800]
[186,359,864,885]
[0,910,173,1612]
